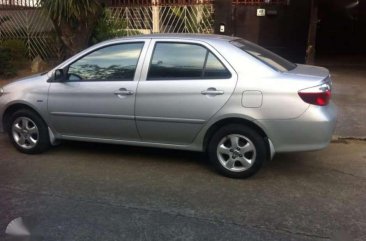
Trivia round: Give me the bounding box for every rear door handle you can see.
[201,88,224,96]
[114,88,134,96]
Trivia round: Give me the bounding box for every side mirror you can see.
[53,69,66,82]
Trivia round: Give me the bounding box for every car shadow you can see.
[51,140,209,167]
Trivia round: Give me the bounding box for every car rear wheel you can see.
[208,124,267,178]
[7,109,50,154]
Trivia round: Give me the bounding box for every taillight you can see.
[298,83,331,106]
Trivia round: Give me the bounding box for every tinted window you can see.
[204,52,231,79]
[147,42,231,80]
[148,43,207,80]
[67,42,144,81]
[231,39,296,72]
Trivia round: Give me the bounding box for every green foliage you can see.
[37,0,102,23]
[2,40,27,61]
[91,9,139,44]
[170,6,210,33]
[0,16,10,26]
[0,40,28,77]
[0,47,16,78]
[37,0,105,56]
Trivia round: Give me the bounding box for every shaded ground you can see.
[0,134,366,241]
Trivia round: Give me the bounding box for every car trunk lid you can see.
[287,64,330,80]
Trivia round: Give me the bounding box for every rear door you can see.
[135,39,237,145]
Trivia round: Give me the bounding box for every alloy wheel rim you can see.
[216,134,257,172]
[12,117,39,149]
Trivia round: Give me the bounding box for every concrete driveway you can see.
[318,55,366,138]
[0,134,365,241]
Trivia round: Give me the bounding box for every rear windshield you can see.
[231,39,296,72]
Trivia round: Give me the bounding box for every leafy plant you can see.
[170,6,212,33]
[2,39,28,69]
[0,47,16,78]
[90,9,141,44]
[90,9,128,44]
[2,39,28,61]
[37,0,106,57]
[0,16,10,27]
[0,40,28,77]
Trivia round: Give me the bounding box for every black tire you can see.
[207,124,268,178]
[7,109,50,154]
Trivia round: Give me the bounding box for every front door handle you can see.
[114,88,134,97]
[201,88,224,96]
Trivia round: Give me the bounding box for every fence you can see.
[0,0,214,60]
[107,4,214,36]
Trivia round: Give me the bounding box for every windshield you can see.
[231,39,297,72]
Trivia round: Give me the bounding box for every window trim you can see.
[146,41,232,81]
[64,42,145,82]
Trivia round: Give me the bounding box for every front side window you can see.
[67,42,144,81]
[147,42,231,80]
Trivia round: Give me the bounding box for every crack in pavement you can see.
[303,165,366,181]
[323,167,366,180]
[0,185,330,240]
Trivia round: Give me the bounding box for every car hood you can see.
[2,73,47,89]
[1,73,51,100]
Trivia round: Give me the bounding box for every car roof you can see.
[104,33,239,43]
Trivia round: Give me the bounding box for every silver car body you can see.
[0,34,337,157]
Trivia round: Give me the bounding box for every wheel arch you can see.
[203,117,273,160]
[2,103,46,133]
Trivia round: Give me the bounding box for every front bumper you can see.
[258,102,337,153]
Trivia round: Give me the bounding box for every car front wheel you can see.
[7,109,50,154]
[208,124,268,178]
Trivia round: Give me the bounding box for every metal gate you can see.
[0,1,61,60]
[107,1,214,36]
[0,0,214,60]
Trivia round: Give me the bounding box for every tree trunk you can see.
[306,0,318,65]
[51,11,103,58]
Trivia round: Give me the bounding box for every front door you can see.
[135,40,237,145]
[48,41,147,141]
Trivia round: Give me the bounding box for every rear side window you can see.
[231,39,296,72]
[147,42,231,80]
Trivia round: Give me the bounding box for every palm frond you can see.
[37,0,102,23]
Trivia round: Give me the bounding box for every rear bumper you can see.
[258,102,337,153]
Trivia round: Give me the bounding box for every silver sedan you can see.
[0,34,337,178]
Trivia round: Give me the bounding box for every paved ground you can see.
[0,134,366,241]
[331,67,366,137]
[316,55,366,137]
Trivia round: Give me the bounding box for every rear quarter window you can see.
[231,39,296,72]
